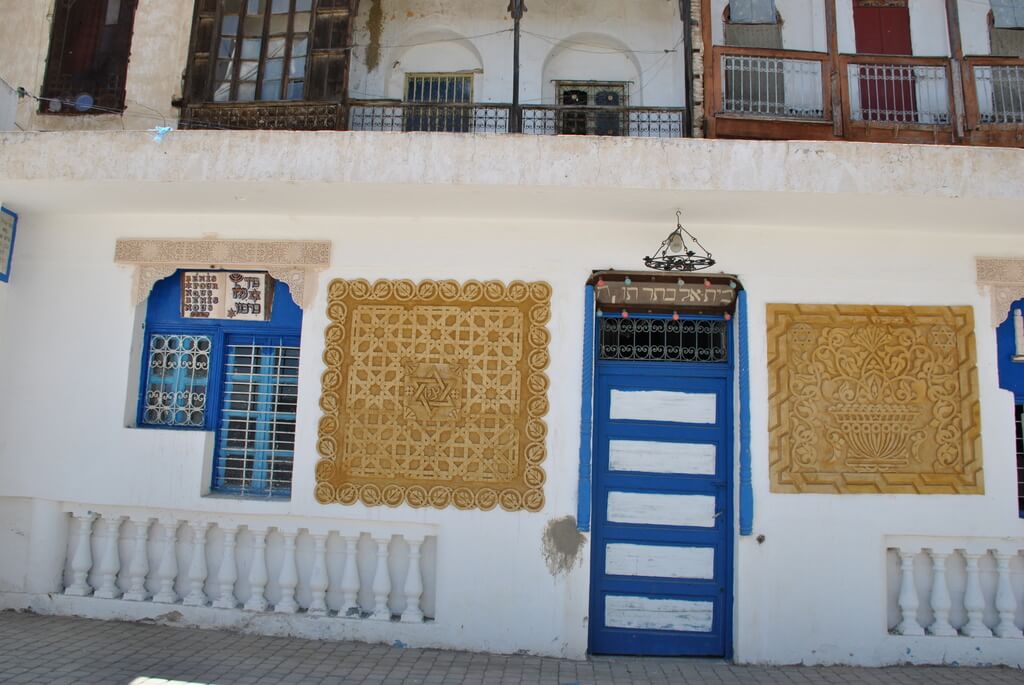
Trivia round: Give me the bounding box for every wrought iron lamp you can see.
[644,211,715,272]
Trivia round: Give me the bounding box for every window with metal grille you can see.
[214,335,299,497]
[404,73,473,132]
[1016,404,1023,516]
[556,82,628,136]
[138,271,302,499]
[599,317,729,363]
[40,0,139,113]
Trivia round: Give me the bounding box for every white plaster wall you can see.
[910,0,951,56]
[349,0,685,108]
[959,0,993,56]
[0,78,17,131]
[711,0,827,52]
[0,0,193,132]
[836,0,856,53]
[0,132,1023,663]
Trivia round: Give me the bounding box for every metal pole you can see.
[509,0,525,133]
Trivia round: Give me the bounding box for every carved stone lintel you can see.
[115,238,332,310]
[976,257,1024,327]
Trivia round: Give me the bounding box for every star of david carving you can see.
[403,361,465,422]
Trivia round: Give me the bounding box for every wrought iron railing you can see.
[180,101,345,130]
[719,53,826,119]
[844,58,951,125]
[521,105,686,137]
[349,101,511,133]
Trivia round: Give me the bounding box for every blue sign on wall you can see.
[0,206,17,283]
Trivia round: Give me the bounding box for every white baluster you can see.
[371,536,392,621]
[123,517,153,602]
[926,549,956,637]
[244,528,269,612]
[212,526,239,610]
[94,516,125,599]
[308,533,330,616]
[993,549,1023,639]
[340,535,360,617]
[401,536,425,624]
[65,512,97,597]
[960,550,993,638]
[895,548,924,636]
[183,521,210,606]
[276,531,299,614]
[152,519,180,604]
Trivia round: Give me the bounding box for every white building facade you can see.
[0,0,1022,668]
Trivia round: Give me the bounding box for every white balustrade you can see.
[58,504,437,624]
[887,537,1024,641]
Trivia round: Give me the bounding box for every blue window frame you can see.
[139,270,302,498]
[996,299,1024,517]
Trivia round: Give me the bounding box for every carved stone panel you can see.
[767,304,983,494]
[316,279,551,512]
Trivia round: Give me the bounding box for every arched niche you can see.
[540,33,643,106]
[384,29,485,100]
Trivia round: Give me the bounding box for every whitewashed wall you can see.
[0,130,1022,663]
[960,0,995,56]
[348,0,686,107]
[0,78,17,131]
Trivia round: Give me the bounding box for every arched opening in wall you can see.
[538,33,641,136]
[722,2,783,49]
[40,0,139,114]
[359,30,487,133]
[721,3,786,117]
[989,4,1024,56]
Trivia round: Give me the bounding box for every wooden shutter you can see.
[182,0,219,104]
[307,0,353,101]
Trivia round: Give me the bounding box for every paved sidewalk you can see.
[0,612,1020,685]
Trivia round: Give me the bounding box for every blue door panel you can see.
[589,327,733,658]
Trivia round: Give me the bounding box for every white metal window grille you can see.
[142,334,212,427]
[404,73,473,132]
[213,0,313,103]
[729,0,777,24]
[721,55,824,118]
[848,64,950,124]
[1016,404,1023,515]
[213,335,299,497]
[993,0,1024,28]
[975,64,1024,122]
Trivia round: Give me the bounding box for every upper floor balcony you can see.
[1,0,1021,148]
[704,0,1024,147]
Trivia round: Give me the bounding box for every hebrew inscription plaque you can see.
[767,304,983,494]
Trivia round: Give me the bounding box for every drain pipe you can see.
[681,0,695,137]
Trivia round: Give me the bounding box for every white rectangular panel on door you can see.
[605,543,715,579]
[609,440,716,475]
[607,492,716,527]
[609,390,716,424]
[605,596,714,633]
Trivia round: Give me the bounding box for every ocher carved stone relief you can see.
[767,304,982,494]
[316,279,551,512]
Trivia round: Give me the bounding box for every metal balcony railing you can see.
[972,63,1024,124]
[719,53,826,119]
[844,58,951,125]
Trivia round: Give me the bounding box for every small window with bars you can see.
[142,334,213,427]
[556,82,628,136]
[404,73,473,132]
[214,335,299,498]
[599,316,729,363]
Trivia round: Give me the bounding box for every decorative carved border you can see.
[114,239,331,309]
[315,278,552,512]
[977,257,1024,327]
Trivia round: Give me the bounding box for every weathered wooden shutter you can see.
[183,0,219,104]
[307,0,353,102]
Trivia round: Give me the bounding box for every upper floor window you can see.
[41,0,138,113]
[140,270,302,498]
[403,73,473,132]
[993,0,1024,28]
[727,0,777,24]
[557,81,628,136]
[183,0,351,106]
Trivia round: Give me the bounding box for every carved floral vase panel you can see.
[767,304,982,494]
[316,279,551,512]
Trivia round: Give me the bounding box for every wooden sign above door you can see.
[589,271,743,315]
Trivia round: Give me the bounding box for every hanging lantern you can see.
[643,211,716,272]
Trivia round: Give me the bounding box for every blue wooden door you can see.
[589,316,733,657]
